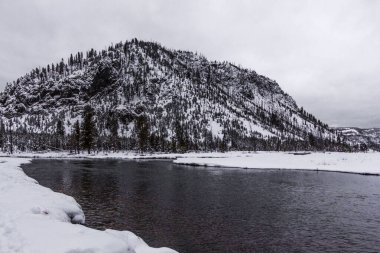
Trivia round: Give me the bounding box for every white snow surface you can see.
[2,151,380,175]
[0,151,244,160]
[0,158,177,253]
[173,152,380,175]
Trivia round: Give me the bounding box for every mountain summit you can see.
[0,39,346,152]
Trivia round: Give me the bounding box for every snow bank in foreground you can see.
[174,152,380,175]
[0,158,177,253]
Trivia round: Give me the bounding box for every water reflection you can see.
[23,159,380,253]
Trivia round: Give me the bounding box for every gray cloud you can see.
[0,0,379,127]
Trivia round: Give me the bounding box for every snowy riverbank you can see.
[174,152,380,175]
[0,151,243,160]
[0,158,177,253]
[1,150,380,175]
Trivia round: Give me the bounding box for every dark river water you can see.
[22,159,380,253]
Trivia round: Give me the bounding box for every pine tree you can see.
[136,114,149,152]
[59,59,65,75]
[8,120,13,154]
[71,120,81,154]
[109,116,119,152]
[69,54,74,66]
[0,120,5,151]
[81,106,96,154]
[55,120,65,149]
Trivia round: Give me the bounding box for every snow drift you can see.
[173,152,380,175]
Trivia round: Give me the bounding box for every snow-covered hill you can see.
[335,127,380,151]
[0,39,342,152]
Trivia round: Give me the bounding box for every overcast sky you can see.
[0,0,379,127]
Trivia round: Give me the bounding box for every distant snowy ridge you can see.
[0,158,177,253]
[335,127,380,151]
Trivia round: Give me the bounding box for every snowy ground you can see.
[0,158,177,253]
[0,150,245,160]
[1,150,380,175]
[173,151,380,175]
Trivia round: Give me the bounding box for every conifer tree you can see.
[109,116,119,152]
[0,120,5,151]
[136,114,149,152]
[8,120,13,154]
[56,120,65,150]
[70,120,81,154]
[81,105,96,154]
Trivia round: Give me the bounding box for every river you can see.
[22,159,380,253]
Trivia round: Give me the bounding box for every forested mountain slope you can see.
[335,127,380,151]
[0,39,347,152]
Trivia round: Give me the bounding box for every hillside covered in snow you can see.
[0,39,349,153]
[335,127,380,151]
